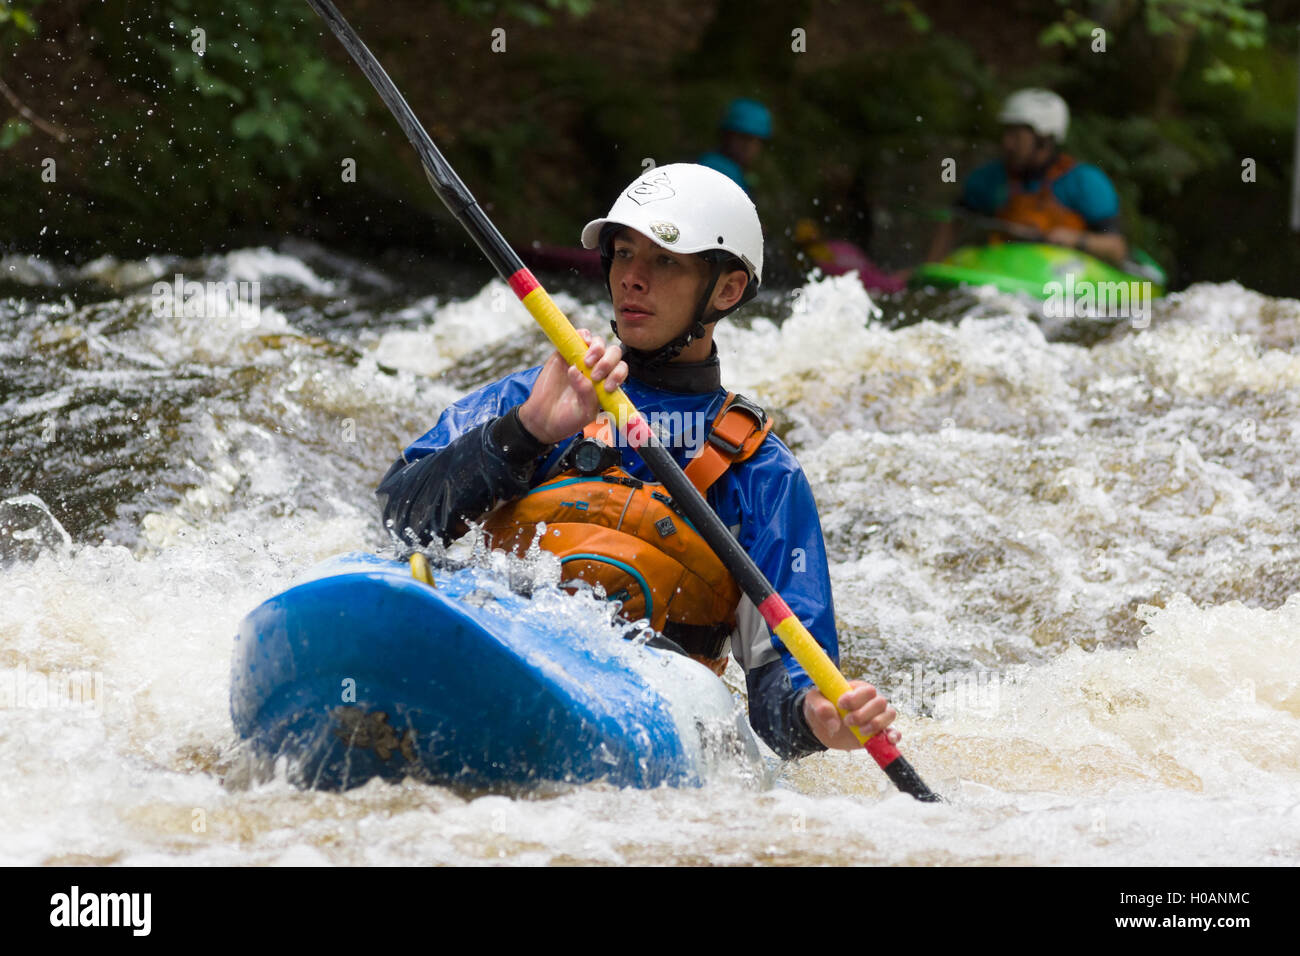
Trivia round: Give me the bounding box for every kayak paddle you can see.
[305,0,941,803]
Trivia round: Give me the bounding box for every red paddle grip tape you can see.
[624,417,654,448]
[758,592,902,768]
[865,732,901,768]
[757,593,792,632]
[508,269,540,299]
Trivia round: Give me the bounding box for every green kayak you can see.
[911,242,1166,302]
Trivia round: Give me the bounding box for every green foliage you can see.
[1041,0,1266,65]
[1143,0,1265,44]
[1054,5,1290,279]
[1038,9,1101,49]
[0,116,31,148]
[0,0,41,150]
[144,0,368,173]
[1,0,1292,293]
[0,0,41,40]
[882,0,932,33]
[1180,30,1296,133]
[443,0,596,26]
[57,0,383,243]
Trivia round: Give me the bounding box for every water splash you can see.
[1,247,1297,864]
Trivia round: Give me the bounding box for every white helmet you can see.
[581,162,764,286]
[998,88,1069,141]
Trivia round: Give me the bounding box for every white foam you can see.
[1,254,61,285]
[3,257,1298,865]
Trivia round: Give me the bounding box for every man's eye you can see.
[658,255,676,266]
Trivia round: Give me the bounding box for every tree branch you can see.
[0,72,70,142]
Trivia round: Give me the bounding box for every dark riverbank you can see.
[2,0,1298,295]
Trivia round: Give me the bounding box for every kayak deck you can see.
[230,552,763,791]
[911,242,1166,301]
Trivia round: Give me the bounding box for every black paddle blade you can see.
[884,756,944,803]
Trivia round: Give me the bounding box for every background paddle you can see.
[306,0,940,802]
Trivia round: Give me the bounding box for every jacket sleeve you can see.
[957,160,1005,216]
[721,444,839,759]
[376,407,551,546]
[744,659,826,759]
[1062,163,1121,230]
[375,371,553,546]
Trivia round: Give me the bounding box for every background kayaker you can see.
[794,216,909,294]
[927,88,1129,266]
[698,98,771,195]
[377,163,899,758]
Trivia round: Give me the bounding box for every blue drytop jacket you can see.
[375,365,835,758]
[697,151,751,194]
[960,158,1122,232]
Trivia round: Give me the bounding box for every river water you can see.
[1,244,1297,865]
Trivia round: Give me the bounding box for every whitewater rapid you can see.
[1,247,1297,865]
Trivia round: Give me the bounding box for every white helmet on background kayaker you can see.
[998,88,1069,142]
[581,162,764,364]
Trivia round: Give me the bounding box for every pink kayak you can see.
[805,239,907,293]
[519,243,605,280]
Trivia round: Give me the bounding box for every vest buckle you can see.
[707,393,767,455]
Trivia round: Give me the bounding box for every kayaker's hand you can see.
[803,681,900,752]
[519,329,627,445]
[1045,226,1083,250]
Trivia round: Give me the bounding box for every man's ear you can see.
[711,270,749,312]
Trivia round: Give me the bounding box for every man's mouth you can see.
[620,303,653,320]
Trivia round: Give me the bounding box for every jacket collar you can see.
[624,342,722,393]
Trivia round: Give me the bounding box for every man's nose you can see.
[620,260,649,289]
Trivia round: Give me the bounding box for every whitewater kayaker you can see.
[697,98,771,194]
[377,163,897,759]
[927,88,1129,265]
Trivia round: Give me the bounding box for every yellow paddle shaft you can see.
[518,285,642,430]
[771,614,875,744]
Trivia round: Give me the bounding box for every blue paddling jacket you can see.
[376,355,836,758]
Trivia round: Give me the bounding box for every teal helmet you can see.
[720,98,772,140]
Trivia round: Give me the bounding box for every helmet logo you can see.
[626,171,675,206]
[649,221,679,244]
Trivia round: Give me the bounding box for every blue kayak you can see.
[230,552,764,791]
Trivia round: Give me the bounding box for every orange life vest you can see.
[481,394,772,676]
[996,153,1086,236]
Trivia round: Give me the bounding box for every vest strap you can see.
[662,619,732,660]
[996,154,1085,236]
[1007,153,1076,196]
[683,392,773,496]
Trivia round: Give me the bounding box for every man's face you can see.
[1001,124,1049,174]
[723,131,764,168]
[608,228,712,353]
